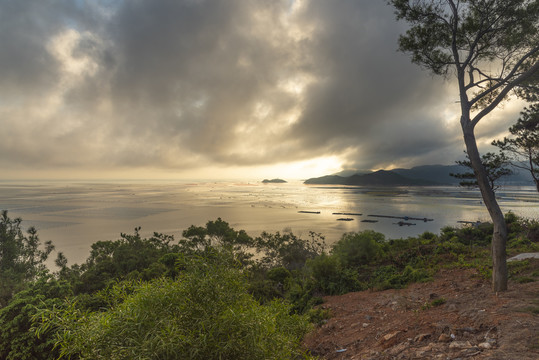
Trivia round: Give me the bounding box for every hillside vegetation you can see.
[0,210,538,359]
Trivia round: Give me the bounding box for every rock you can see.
[415,343,435,356]
[381,331,402,348]
[507,252,539,261]
[478,342,492,349]
[449,340,472,349]
[438,333,452,342]
[386,341,409,356]
[414,333,431,342]
[362,323,369,328]
[383,330,401,341]
[456,327,476,334]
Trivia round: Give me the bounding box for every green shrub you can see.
[255,231,326,270]
[508,259,531,276]
[267,266,292,284]
[421,297,446,310]
[306,307,331,326]
[516,276,535,284]
[435,237,468,256]
[331,231,385,267]
[431,297,446,306]
[0,210,55,306]
[306,254,362,295]
[38,254,313,360]
[527,220,539,242]
[370,265,431,290]
[73,230,180,294]
[0,275,70,360]
[419,231,438,240]
[439,223,493,247]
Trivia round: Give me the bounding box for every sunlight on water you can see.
[1,180,537,266]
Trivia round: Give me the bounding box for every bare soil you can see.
[304,263,539,359]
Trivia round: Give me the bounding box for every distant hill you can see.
[303,175,348,185]
[392,165,464,185]
[331,169,371,177]
[304,170,438,186]
[304,164,534,186]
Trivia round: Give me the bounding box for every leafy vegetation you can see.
[494,103,539,192]
[450,151,513,191]
[38,255,312,360]
[0,210,55,306]
[0,210,537,359]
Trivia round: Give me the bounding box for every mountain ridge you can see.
[304,164,533,186]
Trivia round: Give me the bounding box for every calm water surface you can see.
[1,180,537,266]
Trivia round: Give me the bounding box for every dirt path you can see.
[304,265,539,359]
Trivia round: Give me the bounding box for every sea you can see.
[1,180,538,267]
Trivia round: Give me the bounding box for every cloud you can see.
[0,0,526,178]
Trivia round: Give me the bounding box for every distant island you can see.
[304,164,533,186]
[262,178,287,183]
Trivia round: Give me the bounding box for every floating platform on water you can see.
[395,221,416,226]
[333,212,362,216]
[368,214,433,222]
[298,211,321,214]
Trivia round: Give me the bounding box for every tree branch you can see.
[471,47,539,127]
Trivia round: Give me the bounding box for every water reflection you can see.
[0,180,537,265]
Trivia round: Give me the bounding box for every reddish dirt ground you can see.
[304,265,539,359]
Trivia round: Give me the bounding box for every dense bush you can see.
[370,265,431,290]
[331,231,385,267]
[0,275,70,360]
[0,210,55,306]
[255,231,326,270]
[73,229,179,294]
[38,253,313,360]
[306,253,363,295]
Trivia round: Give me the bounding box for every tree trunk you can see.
[532,173,539,193]
[461,122,508,292]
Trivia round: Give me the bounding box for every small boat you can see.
[298,211,321,214]
[333,212,362,216]
[361,219,378,223]
[337,218,354,221]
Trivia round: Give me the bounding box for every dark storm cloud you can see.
[81,0,310,167]
[97,0,463,169]
[0,0,518,176]
[0,0,66,98]
[285,0,464,169]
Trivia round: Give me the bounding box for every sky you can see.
[0,0,528,181]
